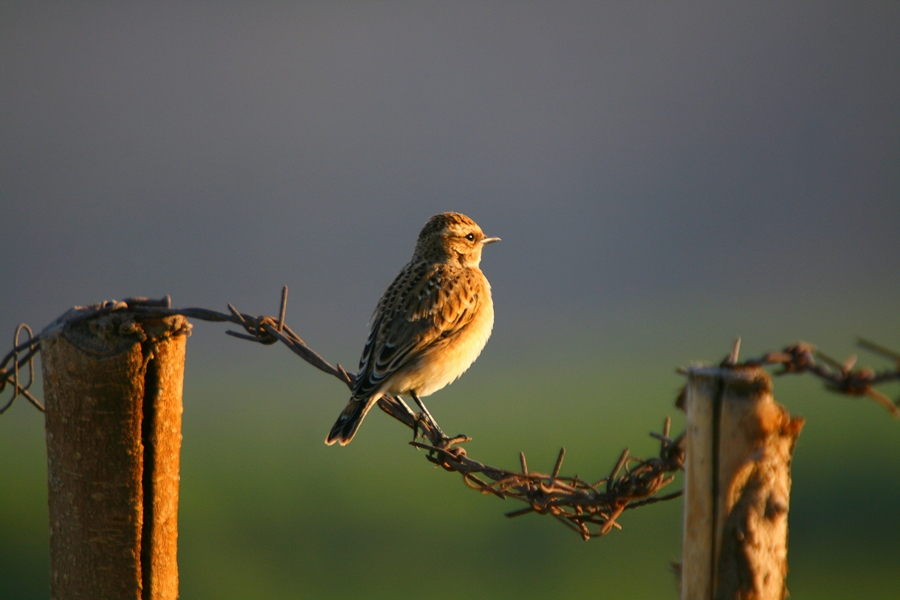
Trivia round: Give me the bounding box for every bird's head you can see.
[413,212,500,267]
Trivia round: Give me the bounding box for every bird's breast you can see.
[387,275,494,398]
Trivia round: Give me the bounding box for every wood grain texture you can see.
[681,366,804,600]
[42,312,188,600]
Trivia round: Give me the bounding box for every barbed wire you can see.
[413,420,684,539]
[696,337,900,418]
[3,288,898,538]
[749,341,900,417]
[0,324,43,414]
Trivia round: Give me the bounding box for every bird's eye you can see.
[465,233,476,241]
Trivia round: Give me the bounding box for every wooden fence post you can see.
[681,365,804,600]
[40,308,190,600]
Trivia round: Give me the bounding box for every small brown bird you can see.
[326,212,500,445]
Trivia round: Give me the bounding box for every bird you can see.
[325,212,500,446]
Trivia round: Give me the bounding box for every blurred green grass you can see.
[1,333,899,599]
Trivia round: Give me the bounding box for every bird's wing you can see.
[352,262,484,400]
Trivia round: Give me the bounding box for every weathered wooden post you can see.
[40,304,190,600]
[681,365,804,600]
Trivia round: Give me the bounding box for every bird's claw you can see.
[411,412,433,444]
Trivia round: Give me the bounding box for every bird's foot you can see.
[436,433,472,451]
[409,410,443,440]
[411,411,443,444]
[411,414,426,444]
[442,433,472,447]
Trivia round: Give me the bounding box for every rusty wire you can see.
[4,289,899,539]
[736,340,900,418]
[189,288,688,539]
[0,324,43,414]
[412,419,684,540]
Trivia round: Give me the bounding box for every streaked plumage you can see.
[326,212,499,446]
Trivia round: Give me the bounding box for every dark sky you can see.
[2,2,898,366]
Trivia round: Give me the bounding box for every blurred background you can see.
[2,2,898,598]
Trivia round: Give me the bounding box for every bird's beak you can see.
[481,236,501,245]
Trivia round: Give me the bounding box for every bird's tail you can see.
[325,397,378,446]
